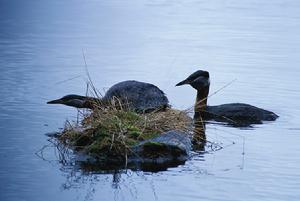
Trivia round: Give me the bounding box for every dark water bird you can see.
[47,80,169,112]
[176,70,279,127]
[47,94,98,109]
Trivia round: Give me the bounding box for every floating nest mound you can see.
[57,99,193,162]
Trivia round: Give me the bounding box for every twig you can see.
[208,79,237,98]
[55,75,82,85]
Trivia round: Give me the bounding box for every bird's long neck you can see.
[192,85,209,147]
[194,86,209,119]
[83,96,105,109]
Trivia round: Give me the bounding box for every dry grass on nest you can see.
[57,98,194,159]
[143,108,193,133]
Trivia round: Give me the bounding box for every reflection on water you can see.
[39,138,214,201]
[1,0,300,201]
[37,136,188,173]
[37,121,237,201]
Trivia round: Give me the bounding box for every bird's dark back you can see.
[103,80,169,111]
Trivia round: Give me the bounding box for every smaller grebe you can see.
[47,80,169,112]
[176,70,278,127]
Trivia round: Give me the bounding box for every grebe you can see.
[176,70,278,127]
[47,80,169,112]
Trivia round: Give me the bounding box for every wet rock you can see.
[131,130,191,163]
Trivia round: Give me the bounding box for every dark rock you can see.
[131,130,191,163]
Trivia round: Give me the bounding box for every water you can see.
[1,0,300,200]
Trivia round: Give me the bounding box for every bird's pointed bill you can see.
[175,79,190,86]
[47,99,63,104]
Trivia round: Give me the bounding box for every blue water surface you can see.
[0,1,300,201]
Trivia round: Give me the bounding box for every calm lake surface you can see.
[1,0,300,200]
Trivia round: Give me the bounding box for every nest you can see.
[57,98,194,160]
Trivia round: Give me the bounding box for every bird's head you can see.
[47,94,88,108]
[176,70,210,90]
